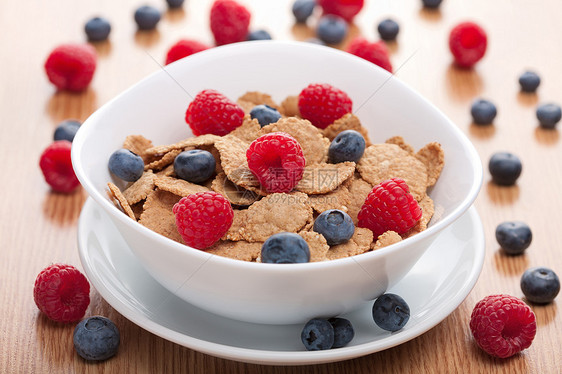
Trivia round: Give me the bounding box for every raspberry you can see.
[165,39,210,65]
[357,178,422,237]
[210,0,251,46]
[469,294,536,358]
[33,264,91,323]
[346,37,393,73]
[318,0,364,23]
[247,132,306,193]
[449,22,487,68]
[39,140,81,193]
[44,43,97,92]
[185,89,245,136]
[173,191,234,249]
[298,83,353,129]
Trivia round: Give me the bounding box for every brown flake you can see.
[214,135,262,192]
[279,95,300,117]
[154,175,210,197]
[211,172,260,206]
[206,240,262,262]
[295,162,355,195]
[308,182,351,213]
[298,231,329,262]
[107,182,136,220]
[229,115,261,143]
[122,170,156,205]
[236,91,279,114]
[345,176,373,224]
[402,194,435,238]
[416,142,445,187]
[139,189,184,243]
[385,136,415,154]
[322,113,372,146]
[326,227,373,260]
[372,231,402,250]
[223,209,248,241]
[144,149,182,171]
[144,134,221,156]
[123,135,154,163]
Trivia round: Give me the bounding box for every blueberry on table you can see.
[84,17,111,42]
[521,267,560,304]
[250,105,281,127]
[422,0,443,9]
[316,15,348,44]
[261,232,310,264]
[313,209,355,245]
[247,30,272,41]
[53,119,81,142]
[536,103,562,129]
[328,129,366,163]
[470,99,497,125]
[518,71,541,93]
[495,221,532,255]
[301,318,334,351]
[292,0,316,23]
[488,152,522,186]
[134,6,161,30]
[377,19,400,41]
[108,149,144,182]
[328,317,354,348]
[173,149,216,183]
[372,293,410,332]
[73,316,120,361]
[166,0,185,8]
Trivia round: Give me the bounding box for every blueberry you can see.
[521,267,560,304]
[495,221,532,255]
[372,293,410,332]
[470,99,497,125]
[377,19,400,41]
[301,318,334,351]
[328,130,366,163]
[518,71,541,93]
[84,17,111,42]
[166,0,185,8]
[249,105,282,127]
[73,316,120,361]
[422,0,443,9]
[108,149,144,182]
[536,103,562,129]
[313,209,354,245]
[328,317,354,348]
[488,152,522,186]
[316,15,348,45]
[134,6,161,30]
[173,149,216,183]
[292,0,316,23]
[261,232,310,264]
[53,119,81,142]
[247,29,272,41]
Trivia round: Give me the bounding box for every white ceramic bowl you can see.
[72,41,482,325]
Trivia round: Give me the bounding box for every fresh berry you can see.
[166,0,185,8]
[33,264,90,323]
[318,0,364,23]
[292,0,316,23]
[173,192,234,249]
[495,221,532,255]
[261,232,311,264]
[173,149,216,183]
[165,39,210,65]
[210,0,251,46]
[249,104,282,127]
[358,178,422,237]
[377,19,400,41]
[518,71,541,93]
[328,129,366,163]
[185,89,245,136]
[421,0,443,9]
[298,83,353,129]
[301,318,334,351]
[108,149,145,182]
[521,267,560,304]
[84,17,111,42]
[73,316,120,361]
[44,43,97,92]
[39,140,81,193]
[316,15,348,44]
[247,132,306,193]
[247,29,272,40]
[54,119,81,142]
[372,293,410,332]
[449,22,487,68]
[469,294,536,358]
[313,209,355,245]
[328,317,354,348]
[134,6,161,30]
[346,37,393,72]
[470,99,497,125]
[488,152,522,186]
[536,103,562,129]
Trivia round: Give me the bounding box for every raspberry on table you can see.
[73,316,120,361]
[346,37,393,72]
[39,140,81,193]
[33,264,90,323]
[44,43,97,92]
[449,21,487,68]
[298,83,353,129]
[185,89,245,136]
[173,191,234,249]
[246,132,306,193]
[210,0,251,46]
[165,39,210,65]
[469,294,536,358]
[318,0,364,23]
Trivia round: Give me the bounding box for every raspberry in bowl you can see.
[71,41,482,324]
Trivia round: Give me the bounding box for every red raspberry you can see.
[298,83,353,129]
[449,21,487,68]
[470,294,536,358]
[34,264,90,323]
[357,178,422,237]
[173,191,234,249]
[210,0,251,46]
[44,43,97,91]
[185,89,245,136]
[318,0,364,23]
[346,37,393,73]
[247,132,306,193]
[39,140,81,193]
[165,39,210,65]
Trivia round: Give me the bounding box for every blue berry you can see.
[250,105,282,127]
[247,30,272,41]
[134,6,161,30]
[470,99,497,125]
[313,209,354,245]
[328,130,366,163]
[73,316,120,361]
[316,15,348,45]
[292,0,316,23]
[173,149,216,183]
[422,0,443,9]
[521,267,560,304]
[166,0,185,8]
[84,17,111,42]
[108,149,144,182]
[377,19,400,41]
[328,317,354,348]
[518,71,541,93]
[372,293,410,332]
[536,103,562,129]
[53,119,81,142]
[495,221,532,255]
[261,232,310,264]
[488,152,522,186]
[301,318,334,351]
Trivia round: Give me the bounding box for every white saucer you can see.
[77,198,485,366]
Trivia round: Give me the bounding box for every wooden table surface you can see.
[2,0,561,372]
